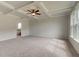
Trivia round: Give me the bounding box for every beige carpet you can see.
[0,36,78,57]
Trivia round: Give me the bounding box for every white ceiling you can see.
[0,1,77,19]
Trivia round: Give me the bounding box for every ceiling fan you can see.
[26,8,41,16]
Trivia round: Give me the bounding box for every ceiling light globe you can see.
[32,13,35,16]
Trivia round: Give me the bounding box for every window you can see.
[70,5,79,40]
[17,22,22,36]
[18,22,22,29]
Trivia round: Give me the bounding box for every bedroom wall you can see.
[0,14,29,41]
[29,15,69,39]
[0,13,69,41]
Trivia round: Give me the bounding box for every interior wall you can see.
[29,15,69,39]
[0,14,29,41]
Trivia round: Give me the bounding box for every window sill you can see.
[70,36,79,43]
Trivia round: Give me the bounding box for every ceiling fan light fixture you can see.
[26,7,41,16]
[32,13,35,16]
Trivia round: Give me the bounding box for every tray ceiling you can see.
[0,1,77,19]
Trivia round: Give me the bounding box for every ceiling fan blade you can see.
[26,12,31,14]
[36,13,41,15]
[31,9,35,13]
[27,10,32,12]
[35,10,39,12]
[27,13,31,14]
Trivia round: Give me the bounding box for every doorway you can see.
[17,22,22,37]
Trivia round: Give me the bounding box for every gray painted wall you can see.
[29,15,69,39]
[0,13,70,41]
[0,14,29,41]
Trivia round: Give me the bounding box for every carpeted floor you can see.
[0,36,78,57]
